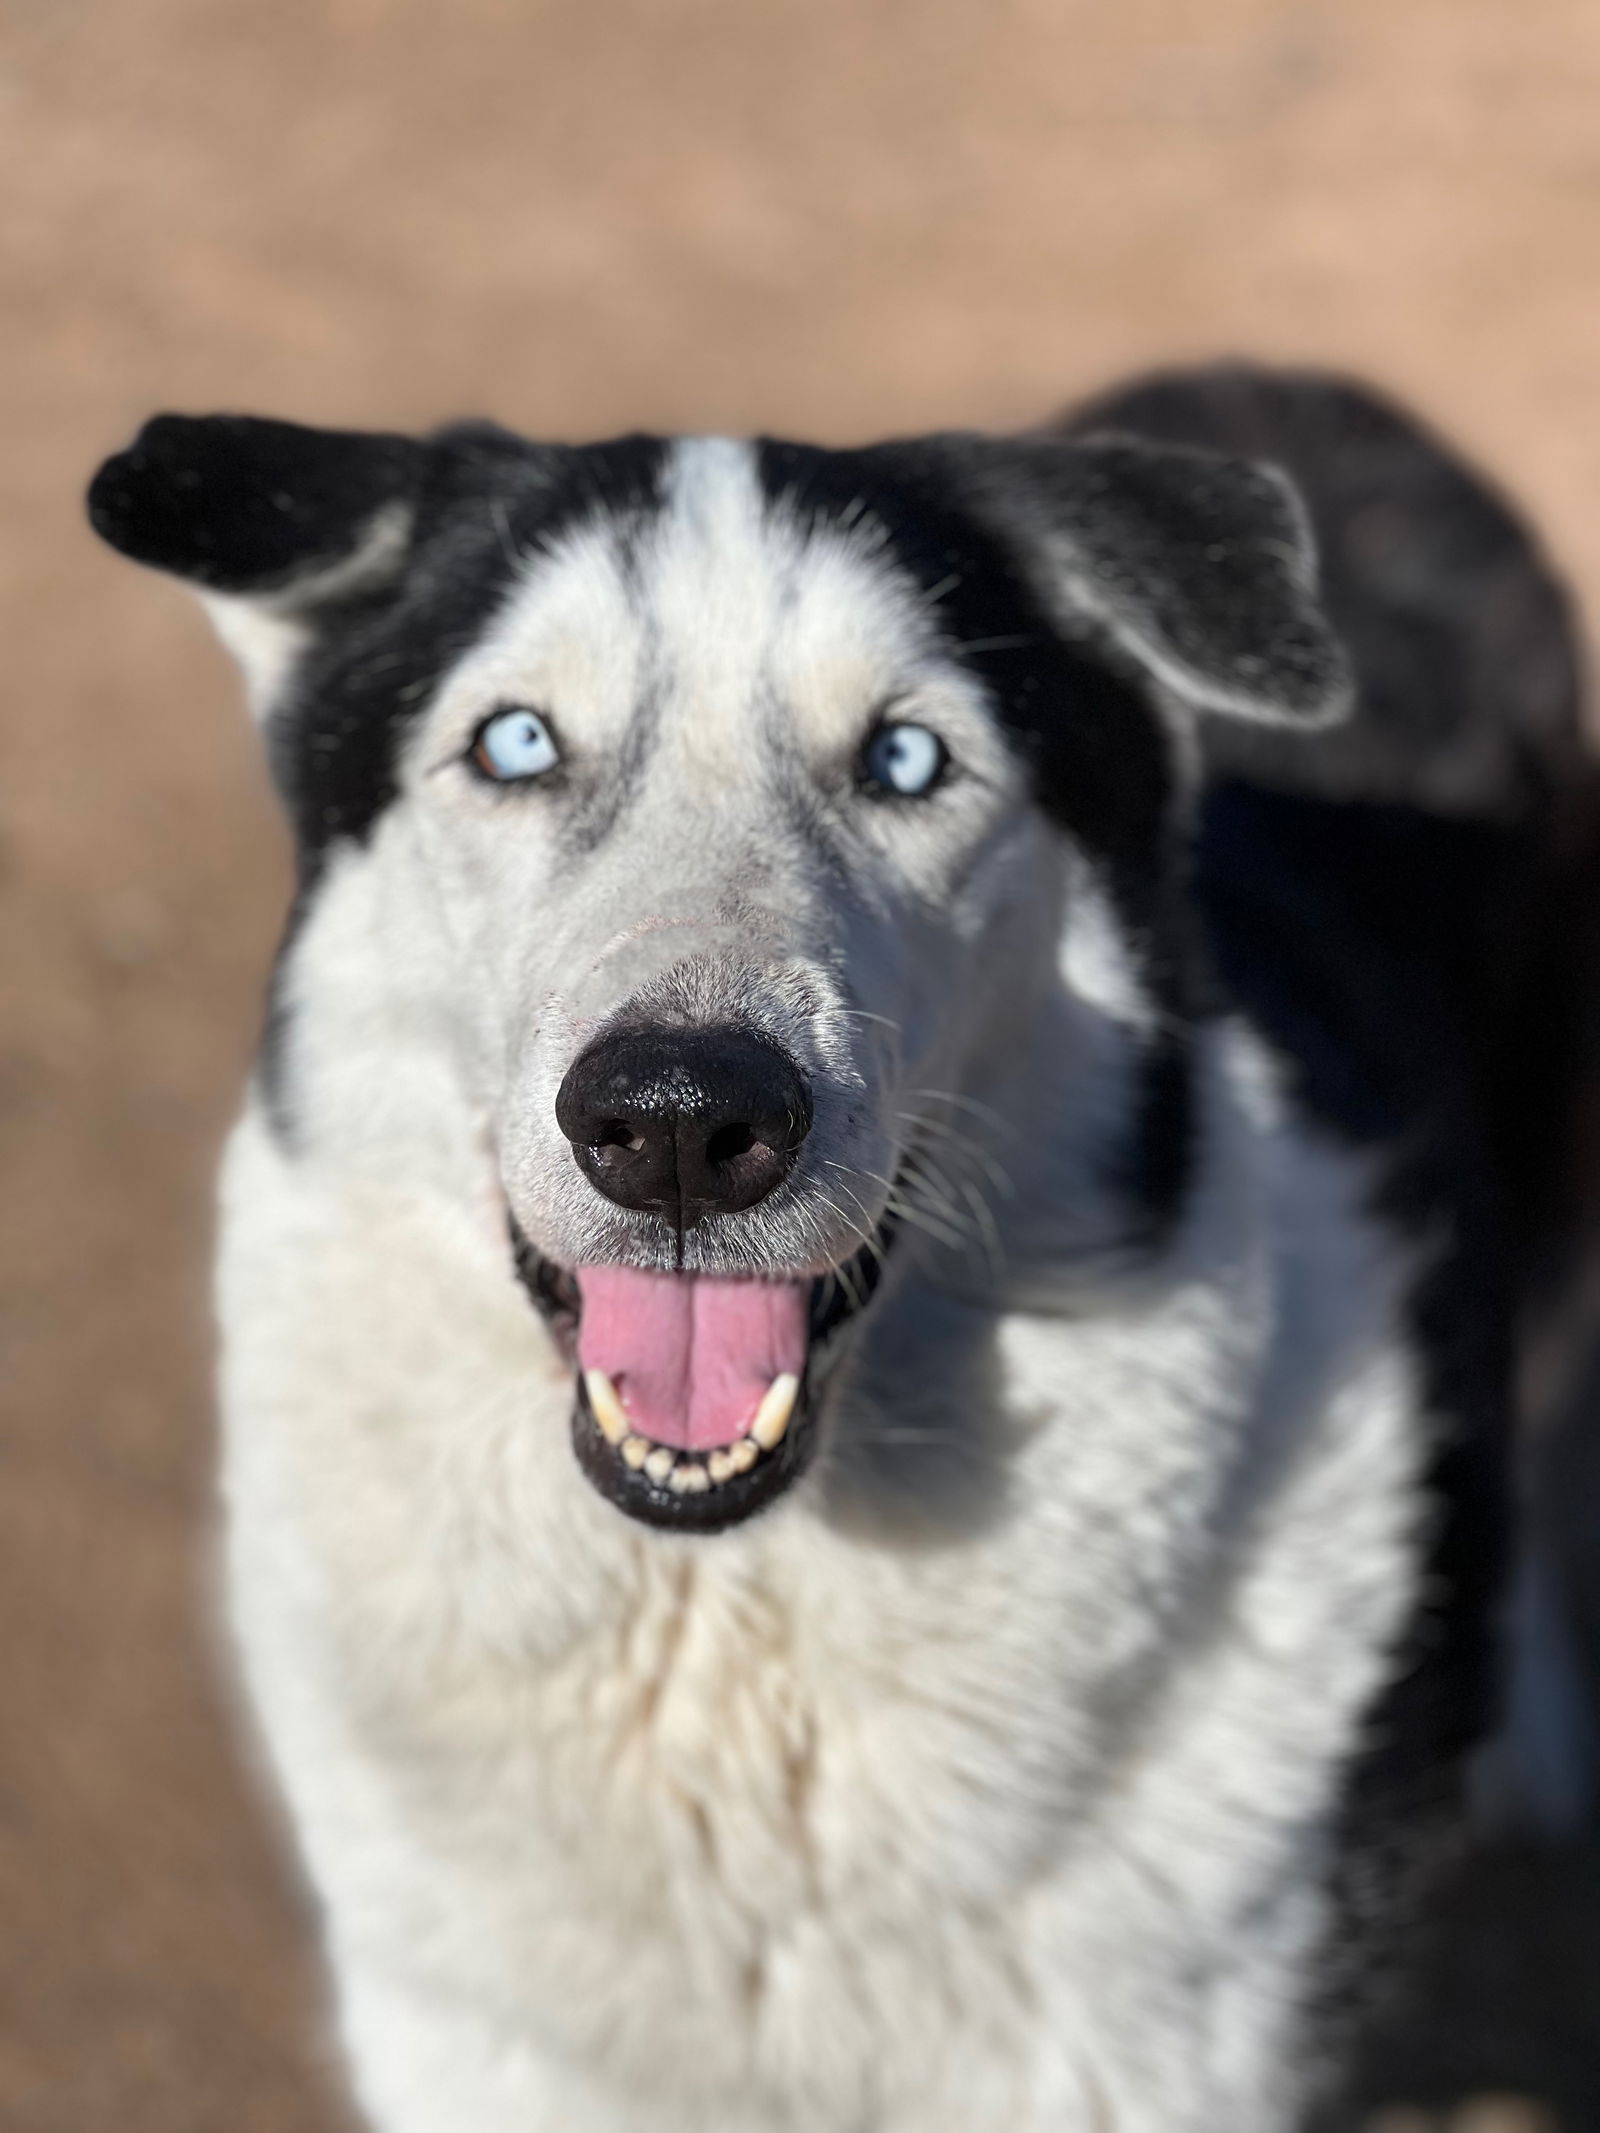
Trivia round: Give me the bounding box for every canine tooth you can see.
[669,1462,711,1494]
[749,1373,800,1451]
[584,1369,630,1446]
[621,1435,651,1470]
[644,1446,675,1484]
[707,1449,735,1485]
[729,1437,759,1474]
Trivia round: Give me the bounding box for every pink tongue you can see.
[576,1267,810,1452]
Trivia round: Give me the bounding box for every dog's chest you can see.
[347,1544,1075,2124]
[223,1107,1424,2130]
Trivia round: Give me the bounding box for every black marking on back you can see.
[1079,364,1600,2117]
[1198,780,1527,2105]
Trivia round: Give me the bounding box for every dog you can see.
[86,364,1598,2133]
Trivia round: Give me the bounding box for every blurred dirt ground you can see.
[3,3,1600,2128]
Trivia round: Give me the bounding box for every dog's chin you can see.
[509,1224,890,1535]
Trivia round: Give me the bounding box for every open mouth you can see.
[511,1225,890,1534]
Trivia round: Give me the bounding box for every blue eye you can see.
[861,721,948,798]
[472,705,561,783]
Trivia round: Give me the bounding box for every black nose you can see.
[555,1024,813,1225]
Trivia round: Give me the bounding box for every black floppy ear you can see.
[87,413,427,705]
[964,435,1352,727]
[87,413,425,594]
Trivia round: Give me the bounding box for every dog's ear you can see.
[957,434,1352,728]
[87,414,427,708]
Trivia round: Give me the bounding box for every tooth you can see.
[707,1449,735,1485]
[729,1438,759,1474]
[585,1369,630,1446]
[621,1435,651,1470]
[644,1446,675,1484]
[669,1462,711,1494]
[749,1373,800,1451]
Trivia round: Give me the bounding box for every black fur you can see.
[942,429,1351,723]
[1197,784,1517,1985]
[87,413,427,593]
[1075,365,1600,2108]
[1062,363,1588,823]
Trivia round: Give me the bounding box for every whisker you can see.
[846,1425,964,1450]
[951,633,1036,655]
[834,1008,904,1034]
[828,1159,950,1253]
[809,1186,874,1255]
[902,1087,1009,1130]
[816,1244,867,1318]
[825,1157,895,1195]
[884,1195,969,1253]
[898,1132,1011,1280]
[899,1160,970,1229]
[955,1175,1007,1283]
[894,1109,1014,1200]
[814,1171,888,1278]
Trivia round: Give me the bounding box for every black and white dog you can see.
[87,366,1597,2132]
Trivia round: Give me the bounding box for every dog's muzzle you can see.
[511,1016,886,1533]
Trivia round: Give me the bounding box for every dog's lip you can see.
[506,1216,894,1531]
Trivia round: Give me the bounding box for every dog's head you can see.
[88,411,1346,1533]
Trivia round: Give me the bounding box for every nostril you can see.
[593,1120,644,1153]
[705,1122,757,1166]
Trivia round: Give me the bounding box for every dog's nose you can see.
[555,1025,812,1224]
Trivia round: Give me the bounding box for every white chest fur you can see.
[216,1064,1422,2133]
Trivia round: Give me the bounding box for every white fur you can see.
[210,440,1427,2132]
[219,1041,1420,2133]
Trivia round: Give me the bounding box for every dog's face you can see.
[89,410,1344,1534]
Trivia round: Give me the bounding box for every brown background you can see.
[3,4,1599,2128]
